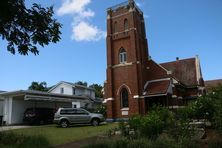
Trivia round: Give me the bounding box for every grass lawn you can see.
[10,123,117,146]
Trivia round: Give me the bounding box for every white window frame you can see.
[119,48,127,64]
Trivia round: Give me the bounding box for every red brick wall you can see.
[105,4,149,119]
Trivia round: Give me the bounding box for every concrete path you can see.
[0,125,32,132]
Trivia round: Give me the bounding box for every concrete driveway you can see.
[0,125,32,132]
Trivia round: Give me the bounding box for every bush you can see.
[124,106,175,139]
[176,103,194,120]
[118,120,130,138]
[211,85,222,133]
[84,136,195,148]
[140,112,164,139]
[96,104,107,118]
[192,96,215,121]
[0,132,51,148]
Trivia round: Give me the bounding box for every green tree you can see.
[210,85,222,133]
[28,81,48,91]
[0,0,62,55]
[75,81,88,87]
[89,84,103,98]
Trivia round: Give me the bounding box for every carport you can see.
[0,90,91,125]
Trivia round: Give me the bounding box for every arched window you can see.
[121,88,129,108]
[113,22,117,33]
[124,19,129,30]
[119,48,127,64]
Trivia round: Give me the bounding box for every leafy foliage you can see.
[177,85,222,134]
[28,81,48,91]
[89,83,103,98]
[84,136,197,148]
[121,106,175,140]
[192,96,215,121]
[0,0,61,55]
[95,104,107,118]
[211,85,222,133]
[75,81,88,86]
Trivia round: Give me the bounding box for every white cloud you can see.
[80,9,95,18]
[144,14,150,19]
[57,0,105,42]
[72,21,106,41]
[57,0,91,16]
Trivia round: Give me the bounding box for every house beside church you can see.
[0,81,101,125]
[103,0,205,121]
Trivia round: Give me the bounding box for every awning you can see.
[24,95,91,103]
[143,79,171,97]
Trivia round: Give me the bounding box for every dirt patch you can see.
[198,129,222,148]
[54,135,107,148]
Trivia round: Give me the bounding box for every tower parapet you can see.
[107,0,143,15]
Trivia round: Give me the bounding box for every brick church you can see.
[104,0,205,121]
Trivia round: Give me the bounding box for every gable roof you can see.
[160,57,198,86]
[146,59,168,81]
[205,79,222,90]
[48,81,94,93]
[143,78,171,97]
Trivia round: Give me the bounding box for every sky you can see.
[0,0,222,91]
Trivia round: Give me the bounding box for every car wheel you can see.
[60,120,69,128]
[91,118,99,126]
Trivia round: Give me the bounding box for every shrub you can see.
[140,112,164,139]
[122,106,176,140]
[176,103,194,120]
[118,120,130,138]
[192,96,215,121]
[211,85,222,133]
[153,106,175,129]
[96,104,107,118]
[84,136,188,148]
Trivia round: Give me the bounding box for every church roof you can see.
[160,58,198,86]
[205,79,222,90]
[143,79,171,97]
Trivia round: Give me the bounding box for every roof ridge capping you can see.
[160,56,196,65]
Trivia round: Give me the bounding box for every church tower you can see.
[105,0,149,121]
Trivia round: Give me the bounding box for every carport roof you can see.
[0,90,90,101]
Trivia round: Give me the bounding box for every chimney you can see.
[148,56,152,61]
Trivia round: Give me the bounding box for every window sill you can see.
[121,108,129,111]
[112,62,133,68]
